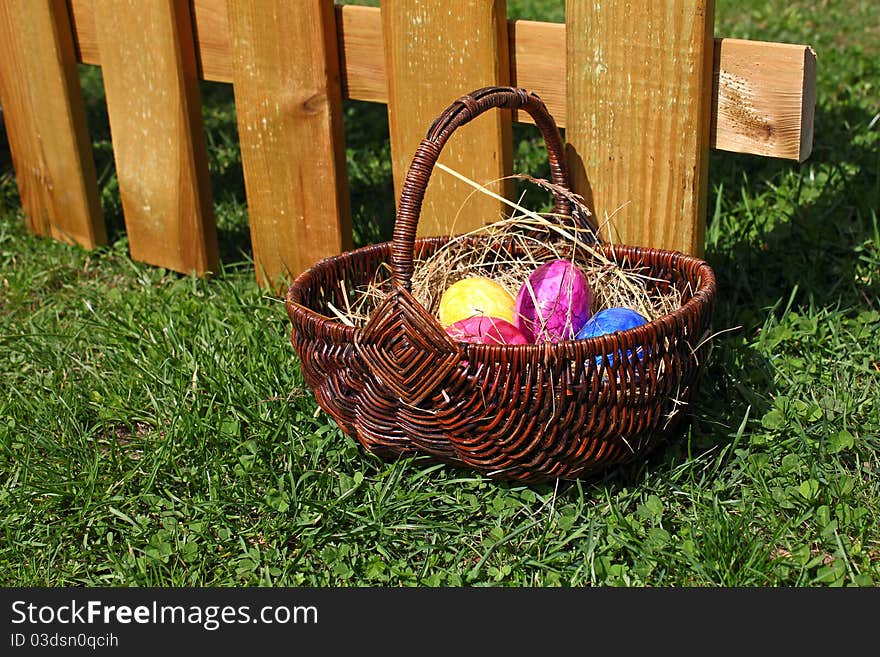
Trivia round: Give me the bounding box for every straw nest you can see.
[328,170,688,335]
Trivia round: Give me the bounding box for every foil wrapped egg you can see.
[514,259,591,342]
[445,316,529,345]
[438,277,516,327]
[576,307,648,367]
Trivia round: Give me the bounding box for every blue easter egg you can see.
[576,307,648,368]
[576,307,648,339]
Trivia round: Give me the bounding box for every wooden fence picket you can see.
[0,0,105,248]
[226,0,352,290]
[566,0,717,257]
[94,0,219,275]
[382,0,513,237]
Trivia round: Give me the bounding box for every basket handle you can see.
[390,86,591,290]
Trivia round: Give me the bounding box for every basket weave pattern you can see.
[286,87,716,483]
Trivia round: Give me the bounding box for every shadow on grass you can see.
[631,100,880,486]
[706,102,879,325]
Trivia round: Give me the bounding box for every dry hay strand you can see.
[330,167,685,333]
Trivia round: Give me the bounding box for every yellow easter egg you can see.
[438,277,516,327]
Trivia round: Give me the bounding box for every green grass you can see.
[1,0,878,587]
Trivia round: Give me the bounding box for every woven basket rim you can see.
[285,237,716,353]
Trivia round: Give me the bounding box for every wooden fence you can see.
[0,0,816,289]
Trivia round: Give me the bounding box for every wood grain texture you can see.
[566,0,716,256]
[711,38,816,162]
[382,0,512,237]
[94,0,218,274]
[507,19,567,127]
[67,0,100,65]
[191,0,231,81]
[67,1,815,162]
[226,0,352,290]
[0,0,105,247]
[338,4,385,104]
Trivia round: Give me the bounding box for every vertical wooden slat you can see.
[566,0,716,256]
[94,0,218,274]
[0,0,105,247]
[382,0,512,237]
[226,0,352,290]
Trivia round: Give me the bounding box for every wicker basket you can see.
[285,86,716,484]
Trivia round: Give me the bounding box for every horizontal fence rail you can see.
[1,0,817,289]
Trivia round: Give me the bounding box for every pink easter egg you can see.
[514,258,591,342]
[445,316,530,346]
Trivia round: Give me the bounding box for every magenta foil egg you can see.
[514,259,591,342]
